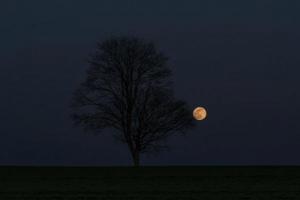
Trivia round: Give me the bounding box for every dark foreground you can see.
[1,166,300,199]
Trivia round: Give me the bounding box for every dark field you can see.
[1,166,300,199]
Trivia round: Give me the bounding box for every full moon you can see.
[193,107,207,120]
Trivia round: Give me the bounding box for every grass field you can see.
[0,166,300,199]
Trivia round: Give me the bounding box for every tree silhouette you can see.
[71,36,194,166]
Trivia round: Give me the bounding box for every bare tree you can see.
[71,36,194,166]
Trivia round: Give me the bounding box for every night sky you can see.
[1,0,300,165]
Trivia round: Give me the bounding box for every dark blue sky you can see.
[1,0,300,165]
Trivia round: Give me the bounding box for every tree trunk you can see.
[132,151,140,167]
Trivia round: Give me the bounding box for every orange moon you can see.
[193,107,207,120]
